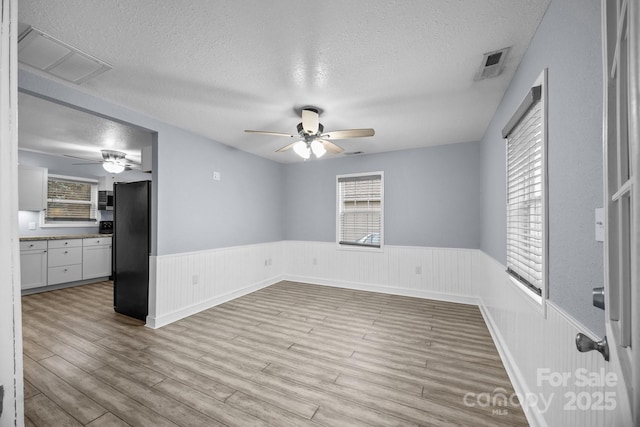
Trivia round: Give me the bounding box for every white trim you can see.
[146,275,283,329]
[283,274,478,306]
[48,173,98,184]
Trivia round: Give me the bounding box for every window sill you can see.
[336,243,384,253]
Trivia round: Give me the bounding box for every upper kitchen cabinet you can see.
[18,165,47,211]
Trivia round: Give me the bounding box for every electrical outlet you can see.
[192,275,199,285]
[213,171,221,181]
[415,266,422,275]
[28,221,36,230]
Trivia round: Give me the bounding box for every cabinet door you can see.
[20,250,47,289]
[18,165,47,211]
[83,245,112,280]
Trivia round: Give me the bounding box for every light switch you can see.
[213,171,221,181]
[595,208,604,242]
[28,222,36,230]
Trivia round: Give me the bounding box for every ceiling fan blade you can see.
[64,154,101,162]
[276,141,297,152]
[321,128,375,140]
[245,130,296,138]
[319,139,344,154]
[301,108,319,134]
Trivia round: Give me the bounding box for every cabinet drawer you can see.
[20,240,47,251]
[83,237,112,247]
[48,239,82,249]
[48,264,82,285]
[48,247,82,267]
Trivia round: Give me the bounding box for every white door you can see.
[602,0,639,424]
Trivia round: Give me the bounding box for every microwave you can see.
[98,190,114,210]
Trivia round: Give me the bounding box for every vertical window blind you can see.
[46,177,98,222]
[338,174,382,247]
[503,85,544,296]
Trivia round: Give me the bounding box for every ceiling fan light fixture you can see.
[310,140,326,158]
[293,141,311,160]
[103,162,125,173]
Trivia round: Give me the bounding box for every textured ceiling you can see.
[17,0,550,163]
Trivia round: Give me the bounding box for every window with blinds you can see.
[502,80,546,299]
[337,173,383,248]
[45,176,98,223]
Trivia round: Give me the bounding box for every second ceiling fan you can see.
[245,107,375,159]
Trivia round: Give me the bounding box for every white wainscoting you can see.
[473,250,619,427]
[282,241,477,305]
[147,241,284,328]
[146,240,627,426]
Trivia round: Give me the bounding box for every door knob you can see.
[576,333,609,361]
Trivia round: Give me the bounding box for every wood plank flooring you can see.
[22,280,529,426]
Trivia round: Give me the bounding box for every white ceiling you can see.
[18,92,153,164]
[17,0,550,163]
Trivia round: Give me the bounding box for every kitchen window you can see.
[337,172,384,249]
[502,70,547,304]
[41,175,99,227]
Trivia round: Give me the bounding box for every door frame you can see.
[602,0,639,424]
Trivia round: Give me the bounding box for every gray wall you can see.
[285,142,482,249]
[479,0,604,335]
[19,70,285,256]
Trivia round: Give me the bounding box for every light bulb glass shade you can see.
[293,141,311,159]
[103,161,125,173]
[310,140,326,158]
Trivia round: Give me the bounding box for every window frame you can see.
[40,174,101,228]
[502,69,548,308]
[336,171,384,251]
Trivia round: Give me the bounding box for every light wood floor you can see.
[21,280,528,427]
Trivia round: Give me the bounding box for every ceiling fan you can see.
[65,150,139,173]
[244,107,375,159]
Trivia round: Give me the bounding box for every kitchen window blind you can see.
[46,177,98,222]
[503,85,544,297]
[338,173,383,248]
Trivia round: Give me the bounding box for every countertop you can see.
[20,234,112,241]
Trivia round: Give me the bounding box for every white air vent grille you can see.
[18,26,112,85]
[474,47,511,80]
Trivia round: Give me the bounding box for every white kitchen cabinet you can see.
[47,239,82,285]
[19,240,47,289]
[18,165,47,211]
[82,237,112,280]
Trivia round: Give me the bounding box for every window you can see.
[337,172,383,248]
[502,71,547,302]
[43,175,99,226]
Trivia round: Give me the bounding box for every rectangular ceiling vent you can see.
[474,46,511,81]
[18,26,112,85]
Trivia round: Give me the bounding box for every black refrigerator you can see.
[113,180,150,321]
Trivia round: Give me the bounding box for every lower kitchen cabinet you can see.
[19,241,47,290]
[48,239,83,285]
[19,236,113,291]
[82,237,112,279]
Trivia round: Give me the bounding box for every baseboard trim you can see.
[283,274,479,306]
[145,274,284,329]
[477,297,546,427]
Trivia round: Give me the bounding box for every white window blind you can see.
[46,176,98,222]
[338,173,382,248]
[503,85,544,297]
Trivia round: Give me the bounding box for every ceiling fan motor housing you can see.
[297,122,324,138]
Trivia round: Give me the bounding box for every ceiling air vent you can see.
[18,26,112,85]
[474,47,511,81]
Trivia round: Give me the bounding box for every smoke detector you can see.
[474,47,511,80]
